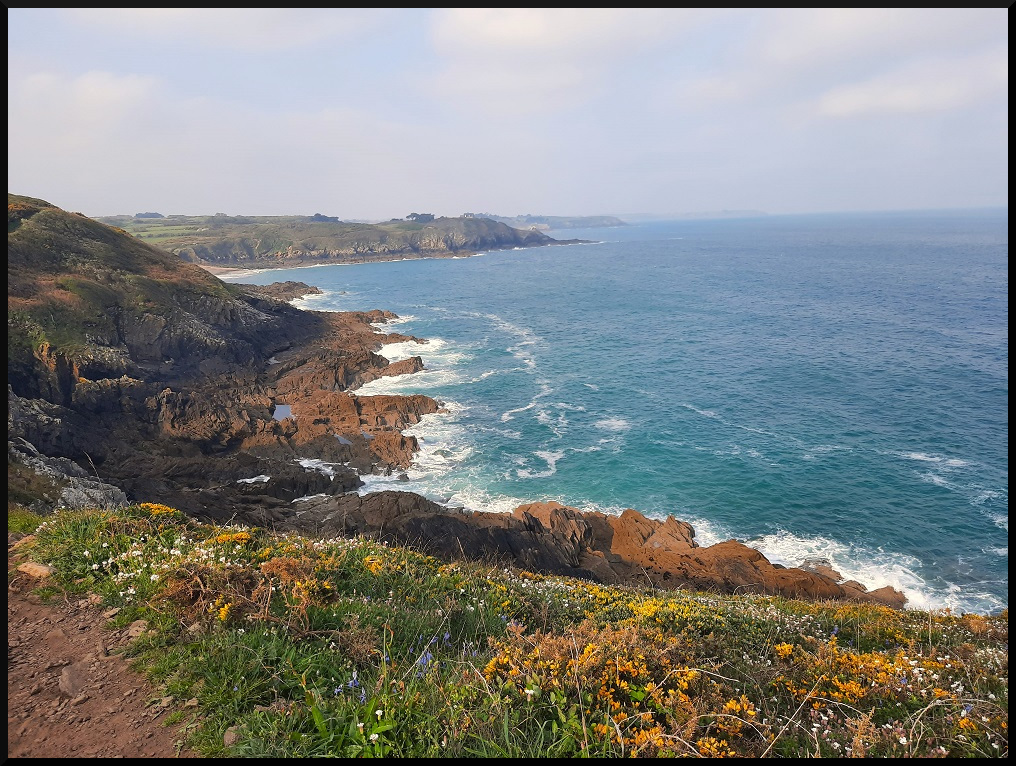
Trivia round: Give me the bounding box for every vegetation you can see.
[91,211,558,266]
[8,193,243,364]
[9,503,1008,758]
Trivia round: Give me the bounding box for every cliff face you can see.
[101,214,576,268]
[9,194,905,609]
[8,194,443,520]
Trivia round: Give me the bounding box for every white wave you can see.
[747,530,1003,614]
[679,403,719,419]
[971,489,1002,505]
[500,382,553,422]
[473,424,523,440]
[356,404,471,497]
[501,401,536,422]
[371,313,417,327]
[298,458,343,478]
[517,450,565,479]
[919,471,958,489]
[553,402,587,412]
[570,446,602,453]
[984,546,1007,557]
[292,493,329,503]
[444,488,531,515]
[290,287,352,311]
[594,417,631,432]
[476,311,542,370]
[583,383,599,390]
[237,475,271,484]
[802,444,851,460]
[375,338,429,363]
[890,450,971,468]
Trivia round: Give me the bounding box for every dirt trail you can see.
[8,539,197,758]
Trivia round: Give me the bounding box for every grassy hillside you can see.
[9,503,1008,758]
[8,193,316,400]
[10,194,238,364]
[93,213,561,266]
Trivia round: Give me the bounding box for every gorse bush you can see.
[11,504,1008,758]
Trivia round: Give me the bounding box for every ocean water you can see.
[227,210,1008,614]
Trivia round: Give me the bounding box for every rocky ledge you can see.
[277,493,906,609]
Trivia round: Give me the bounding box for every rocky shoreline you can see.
[7,194,907,609]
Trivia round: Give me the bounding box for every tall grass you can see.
[10,503,1008,758]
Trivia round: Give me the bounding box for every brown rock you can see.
[17,562,57,578]
[59,663,89,698]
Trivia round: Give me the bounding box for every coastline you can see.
[214,280,911,610]
[193,239,595,280]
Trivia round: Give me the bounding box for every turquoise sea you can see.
[228,210,1008,614]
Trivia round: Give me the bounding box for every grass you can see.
[9,503,1008,758]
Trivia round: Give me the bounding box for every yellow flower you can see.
[139,502,177,516]
[773,642,794,659]
[363,555,384,575]
[215,531,252,545]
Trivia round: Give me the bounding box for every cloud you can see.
[428,9,717,113]
[63,8,390,51]
[818,47,1008,117]
[757,8,1004,69]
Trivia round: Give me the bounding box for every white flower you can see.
[369,733,379,742]
[899,736,907,745]
[83,550,91,557]
[376,709,383,719]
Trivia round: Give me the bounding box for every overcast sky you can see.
[7,8,1008,220]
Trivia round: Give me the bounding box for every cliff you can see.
[92,212,582,269]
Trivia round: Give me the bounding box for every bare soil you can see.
[8,539,197,758]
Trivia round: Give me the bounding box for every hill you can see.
[93,212,577,269]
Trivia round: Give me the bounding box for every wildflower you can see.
[376,709,383,719]
[899,736,907,745]
[369,733,379,742]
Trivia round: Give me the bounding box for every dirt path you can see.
[8,540,197,758]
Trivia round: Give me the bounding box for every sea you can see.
[225,209,1008,615]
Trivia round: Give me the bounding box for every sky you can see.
[7,8,1008,220]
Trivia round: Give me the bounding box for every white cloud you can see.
[432,8,704,56]
[818,47,1008,117]
[63,8,389,51]
[758,8,1004,69]
[428,9,718,113]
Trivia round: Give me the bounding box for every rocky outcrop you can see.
[280,495,907,608]
[8,436,128,513]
